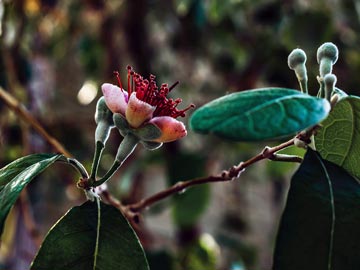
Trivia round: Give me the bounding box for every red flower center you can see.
[114,66,194,118]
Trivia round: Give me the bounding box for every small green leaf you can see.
[273,149,360,270]
[0,154,62,235]
[315,96,360,179]
[31,200,149,270]
[190,88,330,141]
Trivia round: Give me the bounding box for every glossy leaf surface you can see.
[31,200,149,270]
[190,88,330,141]
[0,154,62,235]
[0,154,62,188]
[315,96,360,179]
[273,150,360,270]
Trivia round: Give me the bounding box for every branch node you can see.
[262,146,271,156]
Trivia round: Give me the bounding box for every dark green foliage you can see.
[0,154,63,235]
[31,201,149,270]
[0,154,63,188]
[146,250,174,270]
[273,149,360,270]
[315,96,360,179]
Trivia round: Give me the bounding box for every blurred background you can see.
[0,0,360,269]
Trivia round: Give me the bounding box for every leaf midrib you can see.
[93,198,101,270]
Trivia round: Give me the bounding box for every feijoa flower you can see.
[102,66,194,145]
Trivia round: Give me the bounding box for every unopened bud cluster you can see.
[287,42,340,102]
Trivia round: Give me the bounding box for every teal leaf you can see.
[315,96,360,180]
[273,149,360,270]
[31,200,149,270]
[190,88,330,141]
[0,154,62,235]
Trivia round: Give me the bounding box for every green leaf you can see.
[190,88,330,141]
[0,153,62,187]
[31,200,150,270]
[167,153,209,227]
[315,96,360,180]
[273,149,360,270]
[172,184,210,227]
[0,153,62,235]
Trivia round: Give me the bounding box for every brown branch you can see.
[100,189,141,226]
[0,87,72,157]
[126,138,297,214]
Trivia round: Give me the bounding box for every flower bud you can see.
[95,97,113,124]
[324,74,337,101]
[288,48,308,93]
[288,48,307,76]
[94,97,114,145]
[115,134,139,162]
[317,42,339,78]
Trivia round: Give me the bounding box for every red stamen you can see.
[113,71,123,91]
[120,66,194,118]
[127,66,132,96]
[175,104,195,117]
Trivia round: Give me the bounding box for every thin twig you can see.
[0,87,72,157]
[127,138,297,213]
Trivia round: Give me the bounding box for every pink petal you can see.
[101,83,128,114]
[126,93,156,128]
[149,116,187,143]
